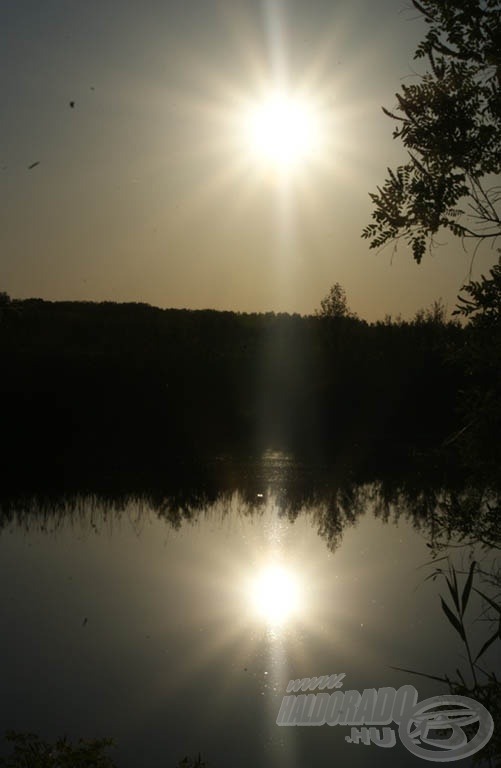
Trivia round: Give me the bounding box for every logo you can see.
[276,674,494,762]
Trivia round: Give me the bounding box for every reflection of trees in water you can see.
[1,463,499,630]
[0,485,363,552]
[1,463,499,552]
[1,465,499,765]
[365,482,500,553]
[427,489,501,552]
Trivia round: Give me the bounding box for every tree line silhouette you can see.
[0,294,476,490]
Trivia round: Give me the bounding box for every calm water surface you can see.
[0,456,498,767]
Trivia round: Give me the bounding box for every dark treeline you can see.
[0,298,472,489]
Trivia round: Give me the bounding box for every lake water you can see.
[0,454,498,768]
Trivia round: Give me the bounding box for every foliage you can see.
[0,298,465,486]
[393,558,501,766]
[413,298,449,324]
[0,734,211,768]
[454,255,501,326]
[0,732,116,768]
[449,258,501,478]
[316,282,357,318]
[428,559,500,684]
[433,559,501,766]
[362,0,501,262]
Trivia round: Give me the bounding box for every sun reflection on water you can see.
[249,564,302,626]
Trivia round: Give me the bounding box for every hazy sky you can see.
[1,0,497,320]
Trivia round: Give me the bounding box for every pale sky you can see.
[1,0,497,320]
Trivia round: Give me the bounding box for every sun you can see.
[243,91,322,170]
[249,565,301,624]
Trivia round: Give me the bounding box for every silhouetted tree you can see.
[363,0,501,262]
[316,282,356,318]
[413,298,449,325]
[455,254,501,326]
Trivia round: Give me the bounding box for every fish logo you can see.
[399,695,494,762]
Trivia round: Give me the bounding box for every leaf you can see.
[461,560,476,615]
[440,596,465,640]
[474,588,501,615]
[422,571,441,584]
[456,668,466,686]
[474,630,500,662]
[417,554,450,570]
[388,665,449,684]
[446,573,460,613]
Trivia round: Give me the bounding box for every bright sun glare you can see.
[250,565,301,624]
[244,92,321,169]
